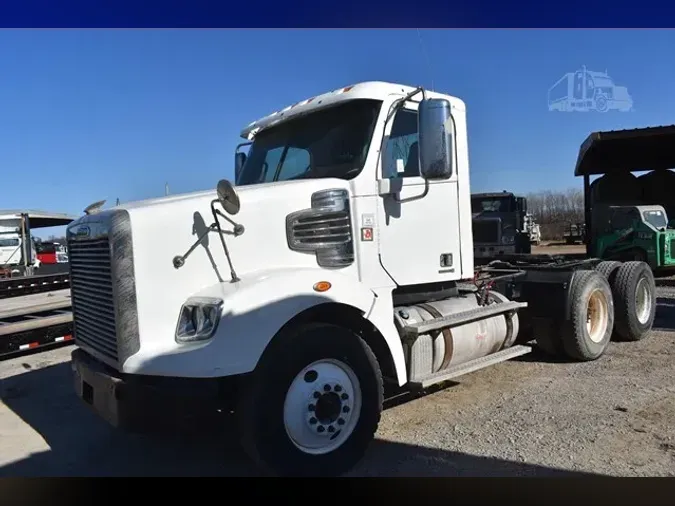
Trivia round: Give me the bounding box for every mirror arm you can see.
[209,199,241,282]
[393,180,430,203]
[172,223,218,269]
[385,86,425,124]
[213,207,245,236]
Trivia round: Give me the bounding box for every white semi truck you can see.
[67,81,656,477]
[0,215,39,276]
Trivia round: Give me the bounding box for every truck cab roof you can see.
[240,81,467,141]
[472,192,518,199]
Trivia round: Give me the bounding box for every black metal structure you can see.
[575,125,675,256]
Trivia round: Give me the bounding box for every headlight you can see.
[175,297,223,343]
[502,235,515,244]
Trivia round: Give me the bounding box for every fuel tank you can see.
[394,291,520,383]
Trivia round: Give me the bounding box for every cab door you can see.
[376,100,462,287]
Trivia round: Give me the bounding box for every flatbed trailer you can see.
[0,272,70,300]
[0,288,74,358]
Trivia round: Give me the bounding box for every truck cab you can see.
[0,217,37,276]
[595,204,675,269]
[471,191,531,260]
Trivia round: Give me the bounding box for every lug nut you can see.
[337,418,345,425]
[308,404,315,412]
[341,393,348,400]
[328,425,335,433]
[317,425,325,433]
[309,417,317,425]
[313,392,321,399]
[342,406,350,413]
[304,370,318,383]
[324,384,331,392]
[334,385,342,392]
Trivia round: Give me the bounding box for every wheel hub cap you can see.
[284,359,361,455]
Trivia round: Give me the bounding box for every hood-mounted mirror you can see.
[217,179,240,216]
[172,178,244,284]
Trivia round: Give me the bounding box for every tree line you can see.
[37,189,585,246]
[526,188,585,241]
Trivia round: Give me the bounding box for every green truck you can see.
[593,204,675,270]
[575,125,675,272]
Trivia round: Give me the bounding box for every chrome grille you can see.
[68,237,118,362]
[286,188,354,267]
[473,219,501,244]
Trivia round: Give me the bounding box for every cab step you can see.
[408,344,532,389]
[401,300,527,338]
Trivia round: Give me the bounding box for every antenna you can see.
[165,182,169,196]
[416,28,434,92]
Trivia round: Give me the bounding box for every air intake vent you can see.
[286,188,354,267]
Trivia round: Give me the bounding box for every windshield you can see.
[0,237,20,248]
[236,99,382,186]
[643,209,668,229]
[36,242,57,254]
[471,197,514,213]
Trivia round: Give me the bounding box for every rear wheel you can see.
[237,323,383,477]
[611,261,656,341]
[559,270,614,361]
[595,260,622,282]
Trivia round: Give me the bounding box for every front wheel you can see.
[237,323,383,477]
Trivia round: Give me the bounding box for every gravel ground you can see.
[1,288,674,477]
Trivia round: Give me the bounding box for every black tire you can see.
[237,322,384,477]
[595,260,622,282]
[611,261,656,342]
[559,270,614,361]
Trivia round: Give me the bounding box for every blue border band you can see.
[2,0,673,28]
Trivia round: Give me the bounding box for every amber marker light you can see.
[313,281,332,292]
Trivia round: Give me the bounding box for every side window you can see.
[628,209,640,225]
[258,147,285,183]
[611,210,632,230]
[277,147,311,180]
[383,109,419,179]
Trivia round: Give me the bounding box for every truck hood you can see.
[67,178,359,347]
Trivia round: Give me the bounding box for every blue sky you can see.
[1,29,674,236]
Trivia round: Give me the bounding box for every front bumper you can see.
[71,348,223,430]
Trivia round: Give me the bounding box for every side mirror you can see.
[235,152,247,182]
[516,197,527,213]
[418,98,454,180]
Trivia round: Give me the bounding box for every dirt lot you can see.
[1,281,674,477]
